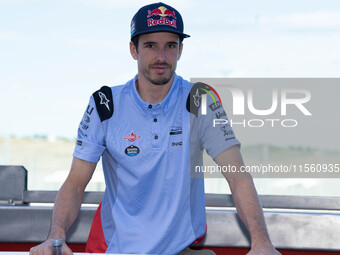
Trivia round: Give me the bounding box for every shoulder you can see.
[92,81,131,122]
[185,81,215,116]
[175,76,210,116]
[176,74,191,92]
[92,86,114,122]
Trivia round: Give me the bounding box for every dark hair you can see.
[131,36,140,51]
[131,35,183,53]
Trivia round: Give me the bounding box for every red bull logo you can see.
[147,6,177,28]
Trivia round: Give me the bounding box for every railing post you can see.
[0,165,27,206]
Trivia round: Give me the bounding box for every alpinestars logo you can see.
[99,92,110,111]
[193,89,201,107]
[193,83,223,115]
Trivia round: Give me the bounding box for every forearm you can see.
[30,158,95,255]
[215,147,273,248]
[48,180,84,240]
[228,175,271,247]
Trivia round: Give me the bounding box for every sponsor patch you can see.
[78,128,88,138]
[125,145,140,156]
[172,141,182,146]
[86,105,94,115]
[215,110,226,119]
[186,82,223,117]
[170,126,182,135]
[80,121,89,130]
[93,86,114,122]
[147,6,177,28]
[209,101,222,111]
[83,115,91,123]
[99,92,110,111]
[193,89,201,107]
[124,132,141,142]
[220,125,234,137]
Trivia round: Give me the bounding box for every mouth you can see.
[152,64,169,74]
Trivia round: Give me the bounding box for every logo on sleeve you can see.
[187,82,223,117]
[193,89,201,107]
[99,92,111,111]
[86,105,94,115]
[125,145,140,156]
[93,86,114,122]
[209,101,222,112]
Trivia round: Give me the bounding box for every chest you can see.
[104,102,189,159]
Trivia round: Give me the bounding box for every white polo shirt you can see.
[73,74,240,254]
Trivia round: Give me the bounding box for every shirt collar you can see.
[131,73,180,115]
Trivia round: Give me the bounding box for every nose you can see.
[156,47,167,62]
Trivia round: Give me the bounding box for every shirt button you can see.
[148,105,152,109]
[153,118,158,122]
[154,135,158,139]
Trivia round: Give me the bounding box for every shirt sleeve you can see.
[73,95,106,163]
[198,91,241,160]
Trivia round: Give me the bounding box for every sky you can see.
[1,0,340,144]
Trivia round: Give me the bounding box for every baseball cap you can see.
[130,2,190,40]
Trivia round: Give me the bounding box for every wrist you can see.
[250,232,273,248]
[48,227,66,240]
[251,239,274,250]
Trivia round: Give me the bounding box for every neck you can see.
[136,74,175,104]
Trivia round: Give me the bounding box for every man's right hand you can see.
[29,158,97,255]
[29,239,73,255]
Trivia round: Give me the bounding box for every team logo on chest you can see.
[125,145,140,156]
[124,132,141,142]
[170,126,182,135]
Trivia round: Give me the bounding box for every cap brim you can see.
[131,29,190,40]
[180,33,190,38]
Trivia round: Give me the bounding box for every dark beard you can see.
[147,62,173,85]
[149,76,172,85]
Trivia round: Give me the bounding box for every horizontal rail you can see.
[0,205,339,250]
[9,191,339,211]
[205,193,340,210]
[23,191,103,204]
[2,166,340,210]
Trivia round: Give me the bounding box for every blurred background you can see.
[1,0,339,195]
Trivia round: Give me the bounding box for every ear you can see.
[177,42,183,61]
[130,41,138,60]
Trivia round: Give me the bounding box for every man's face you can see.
[130,32,183,86]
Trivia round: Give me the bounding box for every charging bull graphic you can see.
[147,6,177,28]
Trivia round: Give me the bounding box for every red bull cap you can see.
[131,2,190,40]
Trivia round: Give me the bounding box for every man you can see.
[30,2,281,255]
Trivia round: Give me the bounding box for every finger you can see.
[45,246,53,255]
[29,247,35,255]
[63,243,73,255]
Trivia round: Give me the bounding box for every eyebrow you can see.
[143,41,179,45]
